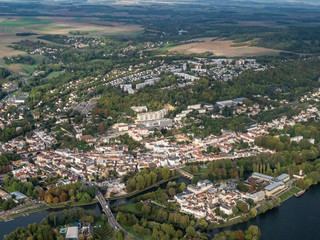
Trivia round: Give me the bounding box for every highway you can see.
[96,189,140,240]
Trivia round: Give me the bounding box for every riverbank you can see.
[0,203,102,239]
[211,184,320,240]
[2,199,98,221]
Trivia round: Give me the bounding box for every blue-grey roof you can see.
[252,172,274,181]
[275,174,289,182]
[265,182,284,191]
[232,97,247,103]
[10,191,27,200]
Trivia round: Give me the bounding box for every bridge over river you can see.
[96,189,140,240]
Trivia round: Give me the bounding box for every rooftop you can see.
[65,226,79,239]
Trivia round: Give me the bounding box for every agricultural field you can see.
[0,16,143,57]
[168,38,284,57]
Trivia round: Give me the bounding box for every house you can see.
[80,135,96,143]
[220,205,233,215]
[245,191,266,203]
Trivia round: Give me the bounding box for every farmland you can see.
[168,38,284,57]
[0,16,143,57]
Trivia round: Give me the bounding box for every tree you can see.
[232,206,239,215]
[240,165,244,178]
[161,168,171,180]
[245,225,260,239]
[44,193,53,203]
[141,204,151,217]
[191,176,199,184]
[186,226,196,238]
[81,193,91,203]
[168,188,176,197]
[179,182,186,192]
[198,218,208,230]
[117,231,124,240]
[236,201,248,214]
[102,214,108,222]
[249,181,256,193]
[59,192,68,202]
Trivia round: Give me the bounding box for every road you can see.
[96,189,140,240]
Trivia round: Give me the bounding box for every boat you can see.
[295,189,306,197]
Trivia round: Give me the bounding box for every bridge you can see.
[18,151,43,159]
[176,168,194,179]
[96,189,140,240]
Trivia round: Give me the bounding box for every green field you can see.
[0,17,52,28]
[46,71,65,79]
[158,43,179,52]
[3,185,15,193]
[28,25,72,32]
[279,186,301,202]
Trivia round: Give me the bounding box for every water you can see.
[211,184,320,240]
[0,210,50,239]
[0,203,102,239]
[1,179,320,240]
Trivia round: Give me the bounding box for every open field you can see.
[169,38,284,57]
[279,186,301,202]
[0,54,45,76]
[0,16,143,57]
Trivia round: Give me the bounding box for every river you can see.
[0,203,102,239]
[1,180,320,240]
[212,184,320,240]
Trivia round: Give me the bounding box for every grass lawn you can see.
[279,186,301,202]
[158,43,179,52]
[46,71,65,79]
[3,185,16,193]
[198,167,208,174]
[7,54,46,76]
[182,166,191,173]
[123,203,141,214]
[49,199,97,209]
[15,204,33,211]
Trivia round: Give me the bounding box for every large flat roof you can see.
[66,226,79,239]
[10,191,27,200]
[252,172,274,181]
[265,182,284,191]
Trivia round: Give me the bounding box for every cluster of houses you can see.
[175,180,244,222]
[104,58,268,95]
[175,172,291,223]
[0,130,56,153]
[2,82,18,93]
[3,90,318,198]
